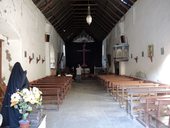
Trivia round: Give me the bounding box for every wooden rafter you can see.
[32,0,137,43]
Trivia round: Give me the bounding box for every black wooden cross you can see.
[77,43,90,67]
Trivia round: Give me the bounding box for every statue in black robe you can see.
[1,62,29,128]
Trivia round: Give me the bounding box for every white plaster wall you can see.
[0,0,63,83]
[105,0,170,84]
[1,36,22,84]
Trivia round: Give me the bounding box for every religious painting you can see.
[148,44,154,62]
[113,43,129,61]
[148,44,154,57]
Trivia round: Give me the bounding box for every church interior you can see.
[0,0,170,128]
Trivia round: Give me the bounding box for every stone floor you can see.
[43,79,145,128]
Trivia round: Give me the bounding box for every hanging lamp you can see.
[86,2,92,25]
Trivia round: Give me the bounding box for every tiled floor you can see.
[43,79,145,128]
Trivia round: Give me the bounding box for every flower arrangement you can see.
[10,87,42,120]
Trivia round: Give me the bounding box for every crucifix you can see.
[77,43,90,67]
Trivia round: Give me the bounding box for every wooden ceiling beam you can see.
[39,0,53,12]
[46,0,70,20]
[95,9,116,28]
[70,0,94,1]
[55,18,73,31]
[96,4,118,23]
[72,8,96,11]
[33,0,41,5]
[93,17,111,31]
[33,0,137,43]
[43,0,62,15]
[51,6,72,24]
[107,0,125,15]
[51,4,72,23]
[71,11,95,15]
[114,0,129,10]
[34,0,44,7]
[92,19,108,34]
[73,15,95,18]
[71,3,98,6]
[97,0,121,19]
[53,11,73,27]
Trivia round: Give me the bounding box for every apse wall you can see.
[105,0,170,84]
[0,0,64,84]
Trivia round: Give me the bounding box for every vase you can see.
[19,119,30,128]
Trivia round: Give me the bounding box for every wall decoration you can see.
[24,51,27,57]
[5,49,12,62]
[42,57,45,63]
[36,55,41,64]
[29,53,34,64]
[161,47,164,55]
[134,56,138,63]
[131,53,133,58]
[9,63,13,72]
[142,51,144,57]
[113,43,129,61]
[148,44,154,62]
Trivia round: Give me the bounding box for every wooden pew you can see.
[30,76,72,109]
[139,95,170,128]
[98,75,134,92]
[126,86,170,118]
[116,82,158,107]
[98,74,170,127]
[109,80,145,101]
[149,98,170,128]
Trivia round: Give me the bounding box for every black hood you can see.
[1,62,29,128]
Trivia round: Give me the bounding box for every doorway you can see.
[114,61,119,75]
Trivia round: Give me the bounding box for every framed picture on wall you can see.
[148,44,154,57]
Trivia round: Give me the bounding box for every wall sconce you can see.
[29,53,34,64]
[42,57,45,64]
[36,55,41,64]
[134,56,138,63]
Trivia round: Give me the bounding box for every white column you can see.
[45,42,50,76]
[119,61,125,75]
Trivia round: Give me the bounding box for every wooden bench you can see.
[116,82,158,107]
[126,86,170,118]
[139,96,170,128]
[30,76,72,110]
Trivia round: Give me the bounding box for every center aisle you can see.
[44,79,144,128]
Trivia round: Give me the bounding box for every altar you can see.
[81,68,90,78]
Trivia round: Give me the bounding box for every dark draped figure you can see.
[1,62,29,128]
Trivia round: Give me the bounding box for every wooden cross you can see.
[77,43,90,67]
